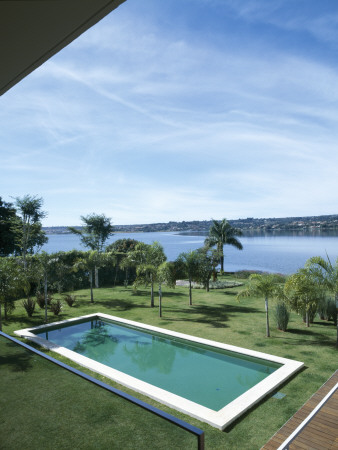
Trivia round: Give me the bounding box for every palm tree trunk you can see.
[219,245,224,274]
[159,283,162,317]
[114,264,118,286]
[95,266,99,288]
[89,270,94,303]
[44,273,48,323]
[150,274,154,307]
[0,302,2,331]
[4,300,8,320]
[189,279,192,305]
[305,297,310,327]
[265,296,270,337]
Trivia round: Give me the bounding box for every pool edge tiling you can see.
[15,313,304,430]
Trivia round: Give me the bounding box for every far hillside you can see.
[43,214,338,234]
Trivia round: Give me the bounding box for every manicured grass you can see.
[2,275,337,449]
[0,336,197,449]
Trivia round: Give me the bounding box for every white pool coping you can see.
[15,313,304,430]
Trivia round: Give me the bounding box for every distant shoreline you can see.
[43,214,338,234]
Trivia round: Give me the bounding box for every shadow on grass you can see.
[169,304,260,329]
[222,290,240,297]
[91,298,151,311]
[273,327,335,348]
[0,339,33,372]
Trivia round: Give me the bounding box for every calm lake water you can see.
[41,230,338,275]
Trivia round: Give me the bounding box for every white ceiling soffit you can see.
[0,0,126,96]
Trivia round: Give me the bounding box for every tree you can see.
[196,247,220,291]
[34,252,60,323]
[69,213,114,287]
[284,268,322,328]
[0,257,28,331]
[237,273,285,337]
[306,255,338,346]
[176,250,202,306]
[0,197,18,256]
[106,239,140,287]
[127,242,167,307]
[11,195,48,267]
[105,238,139,253]
[205,219,243,273]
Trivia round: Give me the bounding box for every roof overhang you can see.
[0,0,126,96]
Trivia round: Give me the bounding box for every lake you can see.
[41,230,338,275]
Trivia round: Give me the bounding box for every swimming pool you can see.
[15,313,303,429]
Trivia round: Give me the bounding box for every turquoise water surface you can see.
[35,318,280,411]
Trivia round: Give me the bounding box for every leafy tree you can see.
[0,197,18,256]
[306,255,338,346]
[11,195,48,267]
[284,268,322,328]
[176,250,203,306]
[205,219,243,273]
[105,238,139,253]
[106,239,140,286]
[195,247,220,291]
[0,257,28,331]
[237,273,285,337]
[69,214,114,287]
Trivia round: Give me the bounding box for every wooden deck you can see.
[262,370,338,450]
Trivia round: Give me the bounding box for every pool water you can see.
[35,318,280,411]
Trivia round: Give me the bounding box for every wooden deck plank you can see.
[262,370,338,450]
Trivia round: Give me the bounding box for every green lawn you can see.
[1,275,337,449]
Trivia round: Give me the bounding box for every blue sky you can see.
[1,0,338,226]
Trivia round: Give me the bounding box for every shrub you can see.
[209,280,243,289]
[63,294,76,307]
[36,292,52,309]
[317,296,327,320]
[50,299,62,316]
[327,298,337,325]
[317,296,337,324]
[22,297,36,317]
[274,302,290,331]
[233,270,263,279]
[192,280,243,289]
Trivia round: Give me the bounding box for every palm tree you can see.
[205,219,243,273]
[306,255,338,346]
[176,250,202,306]
[73,251,112,303]
[0,257,28,331]
[237,273,285,337]
[34,252,59,323]
[284,267,322,328]
[126,242,166,307]
[69,213,114,287]
[157,262,176,317]
[12,195,48,268]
